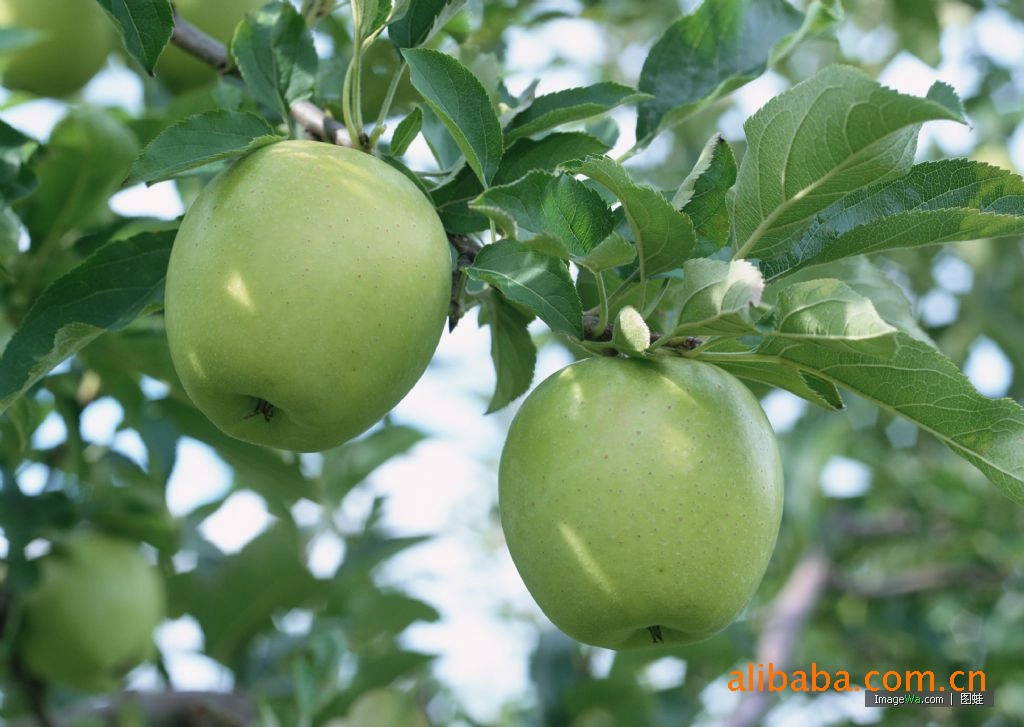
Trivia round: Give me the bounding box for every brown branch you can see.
[169,11,352,147]
[832,564,1006,599]
[170,12,230,72]
[827,509,919,539]
[724,550,831,727]
[9,690,255,727]
[447,234,481,331]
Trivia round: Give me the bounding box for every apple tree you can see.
[1,0,1024,724]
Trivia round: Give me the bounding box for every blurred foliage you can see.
[0,0,1022,725]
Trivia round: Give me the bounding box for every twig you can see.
[724,550,831,727]
[170,11,352,147]
[290,100,352,146]
[448,233,481,261]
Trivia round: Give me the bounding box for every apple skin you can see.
[20,532,165,692]
[164,140,452,452]
[156,0,265,92]
[499,356,784,650]
[0,0,114,97]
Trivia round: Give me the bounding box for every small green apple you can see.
[0,0,114,97]
[499,356,784,649]
[155,0,264,92]
[164,140,452,452]
[20,531,166,692]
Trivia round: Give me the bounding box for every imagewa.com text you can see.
[727,663,986,693]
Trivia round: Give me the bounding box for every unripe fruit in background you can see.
[164,140,452,452]
[499,356,784,649]
[0,0,114,97]
[155,0,264,92]
[20,531,166,692]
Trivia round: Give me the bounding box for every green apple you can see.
[0,0,114,97]
[156,0,264,92]
[20,531,166,692]
[164,140,451,452]
[499,356,784,649]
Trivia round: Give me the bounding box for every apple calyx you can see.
[244,398,276,422]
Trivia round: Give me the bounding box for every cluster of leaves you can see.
[12,0,1023,501]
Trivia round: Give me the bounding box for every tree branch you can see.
[724,550,831,727]
[9,690,255,727]
[170,11,352,147]
[832,564,1006,598]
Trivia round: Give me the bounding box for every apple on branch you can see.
[164,140,452,452]
[499,356,784,649]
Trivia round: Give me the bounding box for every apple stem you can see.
[647,625,664,643]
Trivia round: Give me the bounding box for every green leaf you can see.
[354,0,393,44]
[343,591,441,638]
[479,293,537,413]
[731,334,1024,502]
[389,0,466,49]
[17,108,139,242]
[672,134,737,254]
[467,240,582,337]
[0,116,33,149]
[733,65,967,261]
[470,171,613,257]
[322,424,426,503]
[0,118,37,205]
[578,232,636,273]
[179,523,318,666]
[403,48,503,185]
[418,105,463,170]
[0,395,47,464]
[759,159,1024,278]
[705,345,845,410]
[337,531,430,581]
[344,651,434,703]
[772,257,932,345]
[434,132,611,234]
[0,231,175,415]
[635,0,824,144]
[332,688,433,727]
[96,0,174,74]
[760,279,898,358]
[505,82,651,143]
[567,156,695,276]
[389,106,423,156]
[496,133,611,186]
[612,305,650,355]
[127,110,284,185]
[230,2,318,121]
[893,0,941,66]
[668,259,764,336]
